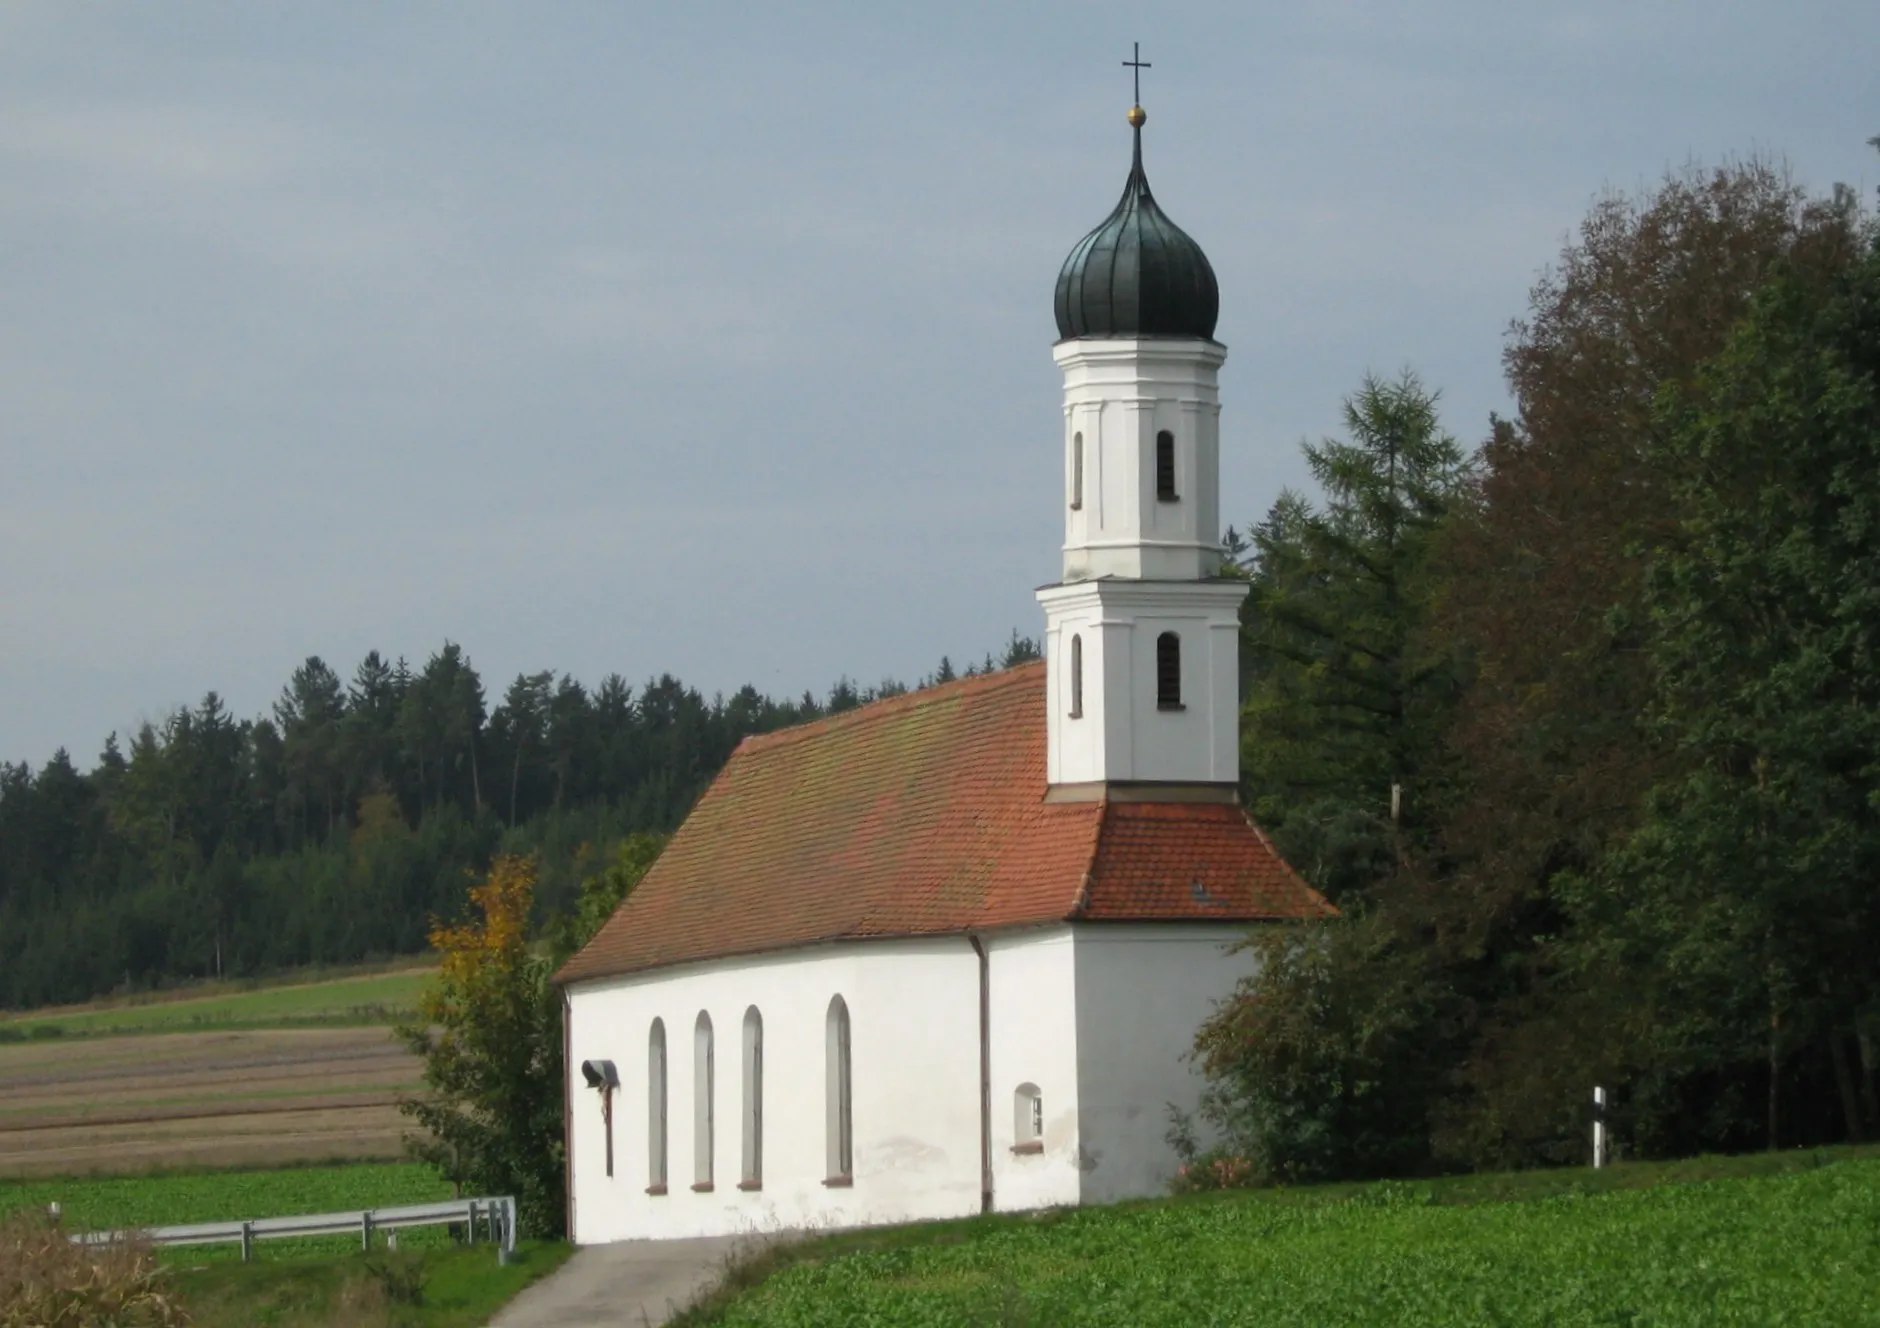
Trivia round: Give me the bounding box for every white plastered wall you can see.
[565,937,982,1244]
[985,927,1084,1211]
[1070,924,1255,1203]
[566,923,1259,1241]
[1056,337,1226,582]
[1038,578,1249,786]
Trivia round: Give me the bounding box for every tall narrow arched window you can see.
[1069,634,1084,719]
[693,1013,714,1189]
[1156,632,1183,710]
[1155,430,1177,501]
[647,1019,668,1193]
[1070,432,1084,511]
[826,996,853,1183]
[740,1007,763,1189]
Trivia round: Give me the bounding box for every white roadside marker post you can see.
[1593,1086,1608,1168]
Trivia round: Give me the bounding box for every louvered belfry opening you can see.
[1155,430,1176,500]
[1156,632,1182,710]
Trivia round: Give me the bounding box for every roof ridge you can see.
[737,660,1045,757]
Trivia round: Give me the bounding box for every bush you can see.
[0,1210,191,1328]
[1178,916,1449,1186]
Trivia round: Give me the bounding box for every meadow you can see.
[0,1161,449,1233]
[0,964,432,1039]
[680,1148,1880,1327]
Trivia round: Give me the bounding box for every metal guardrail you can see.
[71,1195,518,1264]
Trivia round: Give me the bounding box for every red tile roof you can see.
[555,661,1332,986]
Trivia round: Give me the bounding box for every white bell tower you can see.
[1037,92,1248,801]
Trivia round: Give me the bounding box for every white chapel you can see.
[554,91,1332,1245]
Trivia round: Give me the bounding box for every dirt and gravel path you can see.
[489,1235,772,1328]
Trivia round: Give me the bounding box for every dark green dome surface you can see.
[1054,125,1219,341]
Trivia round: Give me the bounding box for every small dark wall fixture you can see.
[581,1058,621,1178]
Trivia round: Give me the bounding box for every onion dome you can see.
[1054,106,1219,341]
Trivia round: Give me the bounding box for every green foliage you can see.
[1180,918,1450,1185]
[397,857,566,1239]
[1561,234,1880,1151]
[1197,371,1469,1183]
[550,832,668,965]
[1237,370,1470,903]
[0,636,1034,1012]
[1192,164,1880,1180]
[684,1155,1880,1327]
[1416,161,1870,1167]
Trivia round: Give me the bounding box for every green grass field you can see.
[171,1241,573,1328]
[0,1161,452,1234]
[682,1147,1880,1327]
[0,967,432,1038]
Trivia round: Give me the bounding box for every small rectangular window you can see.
[1155,430,1177,501]
[1071,432,1084,511]
[1069,634,1084,719]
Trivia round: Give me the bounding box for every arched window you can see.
[1156,633,1183,710]
[826,996,853,1182]
[1070,432,1084,511]
[1013,1082,1043,1154]
[1069,634,1084,719]
[740,1007,763,1189]
[1155,430,1177,501]
[693,1012,714,1189]
[647,1019,668,1193]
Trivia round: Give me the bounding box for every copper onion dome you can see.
[1053,106,1220,341]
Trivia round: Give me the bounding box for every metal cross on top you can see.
[1123,41,1151,105]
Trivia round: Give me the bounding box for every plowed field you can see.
[0,1027,422,1177]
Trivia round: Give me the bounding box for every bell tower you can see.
[1038,76,1248,801]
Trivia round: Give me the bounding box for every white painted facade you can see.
[564,925,1254,1243]
[1039,336,1249,791]
[1053,337,1228,583]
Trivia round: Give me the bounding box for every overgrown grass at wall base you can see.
[684,1151,1880,1327]
[170,1241,573,1328]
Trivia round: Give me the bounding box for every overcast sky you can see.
[2,3,1875,768]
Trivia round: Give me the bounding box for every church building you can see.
[554,91,1333,1245]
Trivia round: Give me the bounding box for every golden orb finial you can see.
[1127,104,1146,128]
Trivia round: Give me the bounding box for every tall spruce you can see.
[1239,370,1469,903]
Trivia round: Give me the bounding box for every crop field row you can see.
[0,1027,423,1177]
[0,966,434,1039]
[688,1153,1880,1326]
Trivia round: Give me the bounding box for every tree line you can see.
[1187,156,1880,1181]
[0,638,1037,1009]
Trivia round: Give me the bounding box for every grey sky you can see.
[2,2,1875,767]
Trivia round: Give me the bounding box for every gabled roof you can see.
[555,661,1331,986]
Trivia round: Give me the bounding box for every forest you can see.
[0,639,1035,1009]
[1198,157,1880,1175]
[5,154,1879,1176]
